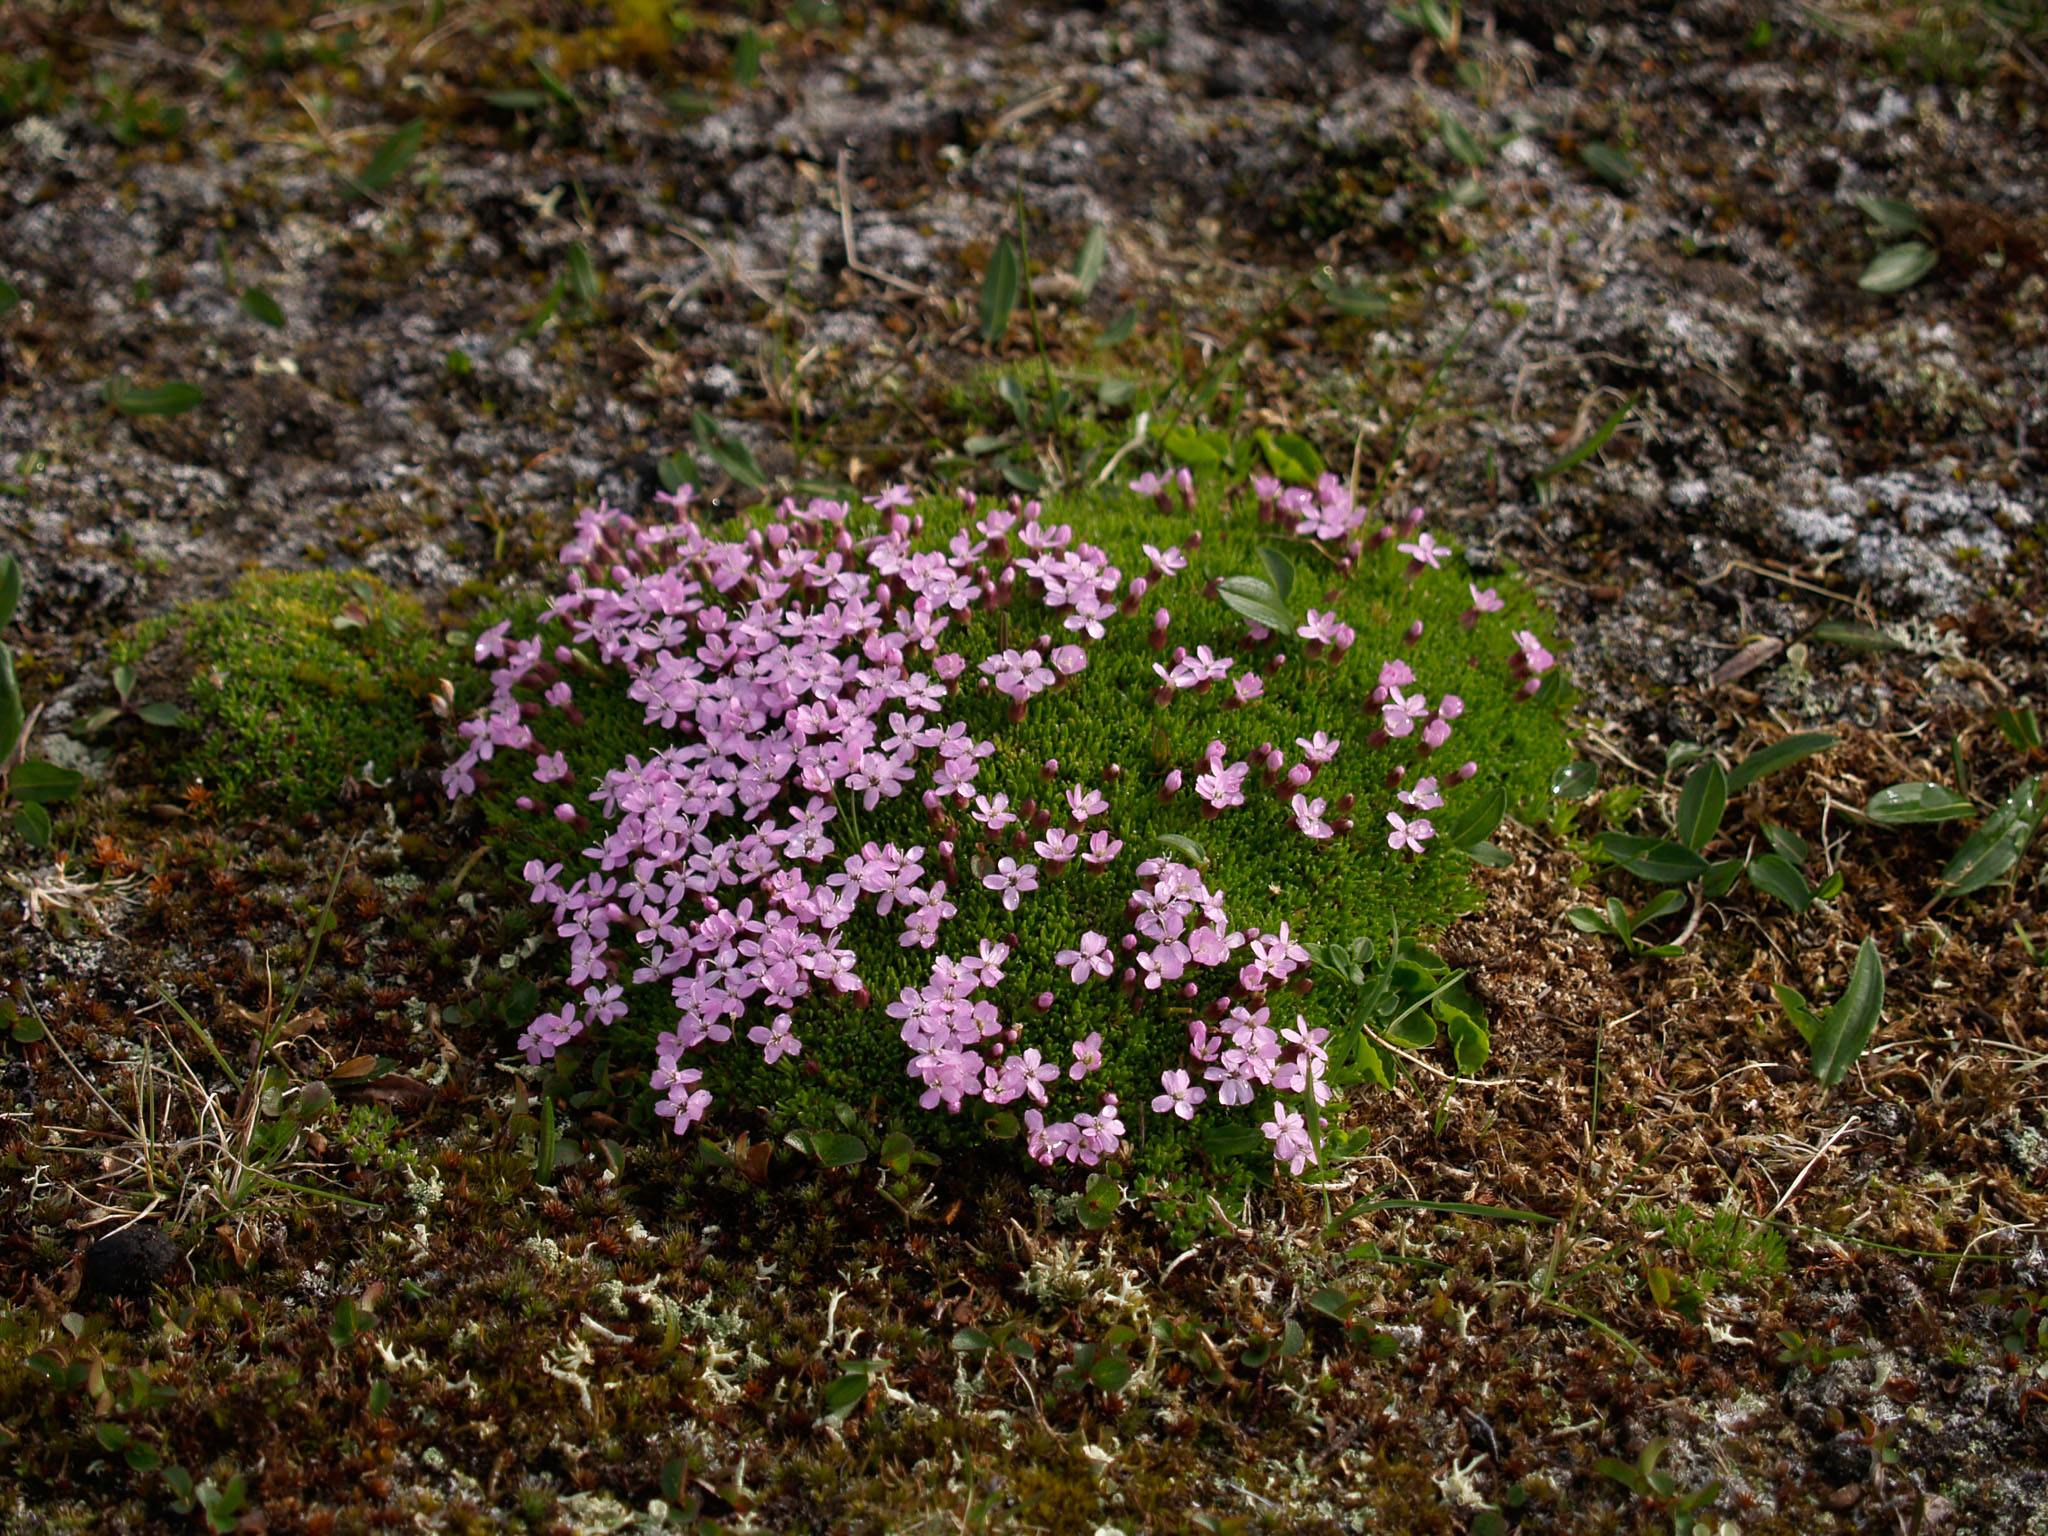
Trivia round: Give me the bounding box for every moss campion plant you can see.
[447,474,1566,1178]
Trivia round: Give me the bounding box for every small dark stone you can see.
[82,1225,181,1299]
[1814,1431,1868,1487]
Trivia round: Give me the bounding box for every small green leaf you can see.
[238,286,285,328]
[1095,377,1137,408]
[1852,194,1928,234]
[1154,832,1209,867]
[1534,393,1638,484]
[0,276,19,315]
[1579,142,1638,186]
[1701,858,1745,898]
[1077,1173,1122,1230]
[733,26,764,86]
[690,410,766,490]
[810,1131,868,1167]
[532,58,579,107]
[1445,1007,1489,1075]
[1748,853,1813,913]
[1673,759,1728,851]
[1441,783,1507,849]
[484,88,550,110]
[445,347,473,375]
[10,759,84,804]
[358,118,425,194]
[1440,113,1487,168]
[0,553,18,629]
[1463,839,1512,867]
[565,242,601,308]
[1253,429,1322,485]
[1811,938,1885,1088]
[136,701,186,728]
[1307,1286,1354,1320]
[1255,546,1296,604]
[1213,576,1293,634]
[1727,731,1837,792]
[1311,267,1388,317]
[982,1110,1019,1139]
[952,1328,993,1353]
[1595,833,1708,885]
[1633,889,1688,926]
[1566,906,1617,936]
[1097,307,1138,349]
[104,379,204,416]
[995,373,1028,427]
[1071,225,1107,300]
[1763,823,1810,865]
[821,1370,870,1418]
[1809,619,1903,650]
[1992,705,2042,753]
[1160,422,1228,470]
[1864,782,1976,826]
[10,1010,45,1044]
[1550,760,1598,800]
[12,802,50,847]
[1938,777,2043,898]
[1859,242,1938,294]
[978,236,1020,346]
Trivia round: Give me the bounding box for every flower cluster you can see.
[446,471,1556,1178]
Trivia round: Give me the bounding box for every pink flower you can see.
[1512,630,1555,676]
[982,857,1039,911]
[1152,1069,1206,1120]
[1262,1104,1318,1175]
[747,1012,803,1064]
[1065,785,1109,823]
[1082,830,1124,868]
[1143,543,1188,576]
[1386,811,1434,854]
[1056,931,1115,985]
[1397,776,1445,811]
[1291,794,1334,839]
[1295,732,1340,765]
[1070,1031,1104,1080]
[1398,532,1451,570]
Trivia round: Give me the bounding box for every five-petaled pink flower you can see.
[983,857,1040,911]
[1152,1069,1207,1120]
[1386,811,1435,854]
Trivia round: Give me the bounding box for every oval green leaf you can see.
[1864,782,1975,826]
[238,286,285,328]
[1674,759,1728,850]
[1595,833,1708,885]
[104,379,203,416]
[1071,224,1107,300]
[1549,760,1598,800]
[978,236,1019,346]
[1747,853,1812,914]
[1858,242,1937,294]
[1811,938,1885,1087]
[1727,731,1838,793]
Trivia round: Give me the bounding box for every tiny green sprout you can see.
[1594,1438,1723,1535]
[1567,889,1688,958]
[1775,1328,1861,1372]
[76,663,186,736]
[1773,937,1885,1088]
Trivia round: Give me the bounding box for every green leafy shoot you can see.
[1853,193,1929,236]
[1071,224,1107,301]
[690,410,766,491]
[103,379,204,416]
[355,118,424,195]
[1859,242,1938,293]
[1672,758,1728,851]
[1726,731,1837,793]
[1567,889,1687,958]
[1938,776,2045,899]
[1993,705,2043,755]
[1579,141,1639,187]
[1533,392,1638,493]
[238,286,286,328]
[1863,781,1975,825]
[979,236,1021,346]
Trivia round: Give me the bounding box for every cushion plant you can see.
[446,472,1567,1180]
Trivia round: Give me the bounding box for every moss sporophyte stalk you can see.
[446,472,1567,1177]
